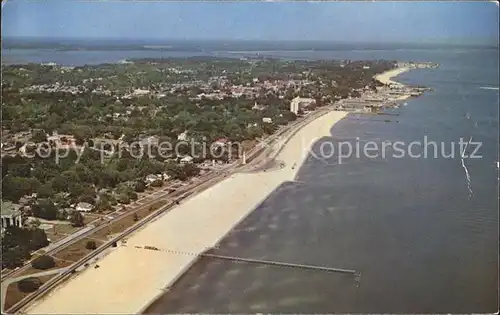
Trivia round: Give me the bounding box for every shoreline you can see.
[25,109,348,315]
[24,66,413,315]
[374,66,410,86]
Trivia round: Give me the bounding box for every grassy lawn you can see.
[16,256,75,278]
[52,238,104,263]
[13,200,169,288]
[3,275,54,311]
[93,200,167,239]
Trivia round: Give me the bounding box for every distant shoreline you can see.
[2,42,497,67]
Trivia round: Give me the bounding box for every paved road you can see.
[43,225,95,252]
[0,181,188,282]
[5,107,336,314]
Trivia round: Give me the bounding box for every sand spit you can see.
[26,110,348,315]
[374,67,410,86]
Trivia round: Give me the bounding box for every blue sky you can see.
[2,1,499,43]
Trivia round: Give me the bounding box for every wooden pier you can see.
[139,245,358,275]
[201,252,357,275]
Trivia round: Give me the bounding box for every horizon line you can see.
[2,36,498,45]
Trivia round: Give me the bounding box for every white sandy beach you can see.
[26,110,348,315]
[25,65,413,315]
[374,66,409,85]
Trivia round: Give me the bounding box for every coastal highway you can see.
[6,106,337,314]
[7,165,247,315]
[0,181,181,282]
[0,160,238,284]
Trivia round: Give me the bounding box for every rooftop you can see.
[1,200,21,217]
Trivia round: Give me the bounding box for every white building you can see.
[145,174,160,184]
[180,155,194,164]
[290,96,315,114]
[132,89,150,96]
[1,201,23,233]
[177,131,189,141]
[252,102,265,111]
[75,202,94,212]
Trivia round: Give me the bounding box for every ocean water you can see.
[142,48,499,313]
[2,45,498,312]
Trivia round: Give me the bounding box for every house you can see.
[60,208,75,220]
[75,202,94,212]
[1,201,23,233]
[341,100,375,112]
[262,117,273,124]
[180,155,194,164]
[145,174,160,184]
[177,131,188,141]
[252,102,265,111]
[132,89,150,96]
[214,137,229,147]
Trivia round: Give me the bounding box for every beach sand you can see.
[26,110,348,315]
[374,67,409,85]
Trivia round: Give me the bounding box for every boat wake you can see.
[479,86,499,91]
[460,136,473,199]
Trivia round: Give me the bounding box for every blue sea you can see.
[3,44,498,313]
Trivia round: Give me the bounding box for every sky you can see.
[2,1,499,44]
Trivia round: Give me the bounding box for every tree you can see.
[37,183,55,199]
[133,213,139,221]
[51,175,69,192]
[117,194,130,204]
[1,246,29,269]
[96,198,111,211]
[69,212,85,227]
[78,193,96,204]
[17,277,42,293]
[31,130,47,143]
[1,175,40,202]
[150,179,163,187]
[52,192,71,209]
[351,90,361,98]
[73,128,87,146]
[85,241,97,250]
[134,180,146,193]
[31,199,58,220]
[30,228,49,250]
[129,191,138,200]
[31,255,56,270]
[1,226,32,267]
